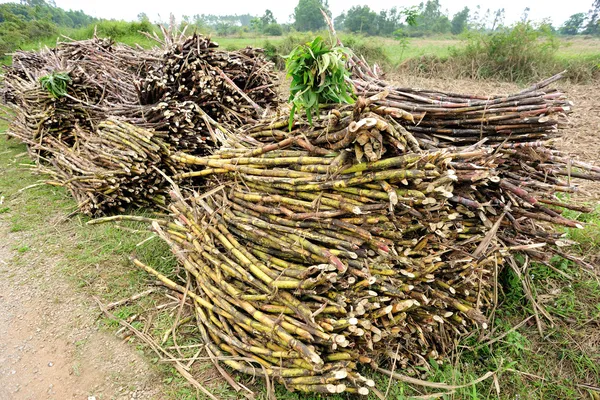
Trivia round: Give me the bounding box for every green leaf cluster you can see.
[285,36,355,129]
[39,72,71,98]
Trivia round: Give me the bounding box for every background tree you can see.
[344,5,377,34]
[414,0,451,34]
[293,0,331,31]
[584,0,599,35]
[261,10,276,26]
[333,11,346,30]
[451,7,469,34]
[560,13,586,34]
[376,7,409,36]
[263,23,283,36]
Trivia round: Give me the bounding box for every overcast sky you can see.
[5,0,595,26]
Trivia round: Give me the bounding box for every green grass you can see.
[0,126,190,398]
[213,34,600,64]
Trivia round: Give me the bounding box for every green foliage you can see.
[343,6,377,34]
[584,0,600,35]
[293,0,330,32]
[560,13,586,35]
[285,36,354,127]
[263,23,283,36]
[247,10,283,36]
[451,7,470,35]
[337,5,417,36]
[261,9,276,26]
[339,34,390,66]
[262,33,390,70]
[0,0,158,60]
[189,13,254,31]
[409,0,452,35]
[0,0,97,55]
[77,19,155,39]
[39,71,71,98]
[451,22,560,81]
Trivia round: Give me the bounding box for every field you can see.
[1,68,600,398]
[214,34,600,64]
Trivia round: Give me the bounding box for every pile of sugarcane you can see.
[109,92,597,395]
[350,56,572,148]
[1,31,279,214]
[35,118,172,214]
[138,32,278,155]
[3,37,157,150]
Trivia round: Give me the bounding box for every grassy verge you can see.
[0,125,199,398]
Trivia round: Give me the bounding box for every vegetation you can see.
[334,5,417,36]
[451,7,470,35]
[399,22,600,82]
[285,36,354,126]
[0,0,95,55]
[0,1,159,62]
[452,22,560,81]
[39,71,70,98]
[293,0,331,32]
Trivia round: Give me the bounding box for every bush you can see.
[450,23,559,81]
[79,20,155,40]
[339,34,390,67]
[263,33,390,70]
[263,23,283,36]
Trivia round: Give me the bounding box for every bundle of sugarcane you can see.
[102,95,595,395]
[226,95,597,260]
[3,36,161,159]
[3,37,157,108]
[54,37,160,106]
[1,50,48,104]
[36,118,171,215]
[137,32,278,156]
[350,56,572,148]
[5,70,103,153]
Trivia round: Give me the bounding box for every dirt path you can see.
[0,220,164,400]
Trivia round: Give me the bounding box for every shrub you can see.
[263,23,283,36]
[339,34,390,67]
[263,33,390,71]
[450,22,559,81]
[81,20,155,40]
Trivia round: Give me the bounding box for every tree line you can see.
[326,0,599,36]
[181,0,599,37]
[0,0,98,55]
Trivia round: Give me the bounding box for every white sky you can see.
[3,0,594,26]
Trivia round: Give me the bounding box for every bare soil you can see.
[0,220,165,400]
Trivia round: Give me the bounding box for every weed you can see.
[14,244,30,253]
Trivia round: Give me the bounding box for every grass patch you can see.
[0,129,188,398]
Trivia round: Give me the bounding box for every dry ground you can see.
[0,221,165,399]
